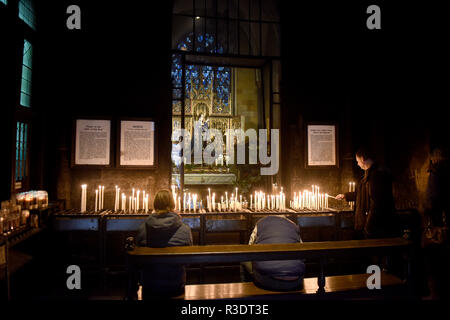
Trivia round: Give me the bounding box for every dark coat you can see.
[425,161,450,226]
[345,162,397,238]
[136,212,193,297]
[253,216,305,278]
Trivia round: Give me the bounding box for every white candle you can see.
[122,193,126,211]
[101,186,104,211]
[95,189,98,212]
[98,186,101,211]
[178,196,181,213]
[129,196,132,212]
[188,193,191,212]
[81,184,87,213]
[250,194,253,210]
[143,191,146,210]
[137,190,140,211]
[225,192,228,210]
[117,187,120,211]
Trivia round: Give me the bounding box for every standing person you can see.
[424,147,449,230]
[136,189,193,299]
[336,147,398,239]
[241,215,306,291]
[422,146,449,299]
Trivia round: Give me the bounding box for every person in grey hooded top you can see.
[136,189,193,299]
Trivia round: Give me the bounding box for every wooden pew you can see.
[126,237,413,300]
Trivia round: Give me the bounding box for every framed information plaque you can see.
[73,118,112,167]
[117,119,157,168]
[306,123,339,168]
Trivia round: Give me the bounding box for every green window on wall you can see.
[20,39,33,108]
[15,122,29,184]
[19,0,36,30]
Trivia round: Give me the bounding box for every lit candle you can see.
[143,191,146,210]
[188,193,191,212]
[95,189,98,212]
[117,187,120,211]
[225,192,228,210]
[101,186,104,211]
[122,193,126,211]
[97,186,101,211]
[81,184,87,213]
[137,190,140,211]
[178,196,181,213]
[240,195,242,210]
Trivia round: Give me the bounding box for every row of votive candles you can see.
[171,186,247,213]
[81,185,150,213]
[206,187,244,212]
[291,192,328,211]
[15,190,48,210]
[250,190,286,211]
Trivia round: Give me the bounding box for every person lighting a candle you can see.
[335,146,398,239]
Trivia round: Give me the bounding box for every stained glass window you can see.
[172,33,231,115]
[15,122,28,183]
[20,39,33,108]
[19,0,36,30]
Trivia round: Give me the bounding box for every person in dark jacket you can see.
[136,189,193,299]
[424,147,450,228]
[337,147,398,239]
[241,215,305,291]
[422,146,450,299]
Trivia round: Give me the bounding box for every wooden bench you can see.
[176,273,406,300]
[126,237,413,300]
